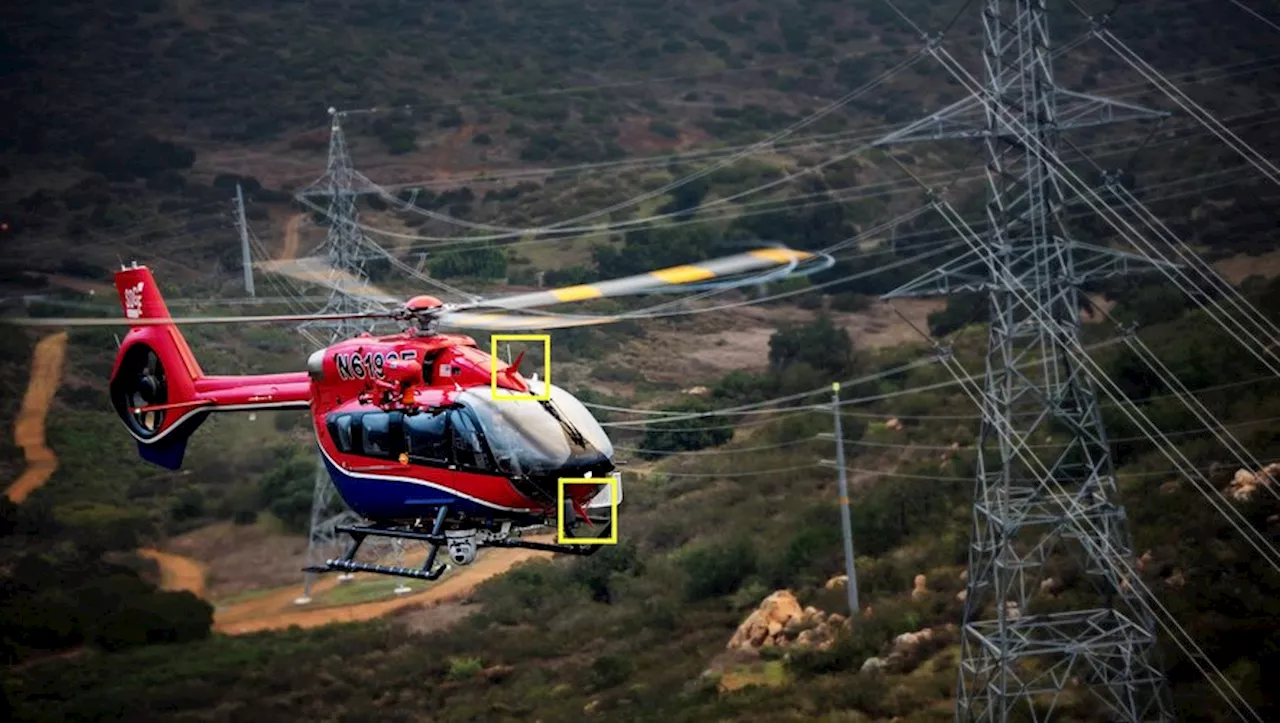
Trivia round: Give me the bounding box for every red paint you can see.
[107,265,604,517]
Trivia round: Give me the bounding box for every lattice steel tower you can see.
[293,108,390,601]
[873,3,1174,720]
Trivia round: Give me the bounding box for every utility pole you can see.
[831,382,858,618]
[234,184,255,297]
[870,3,1174,720]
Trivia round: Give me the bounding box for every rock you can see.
[797,629,815,647]
[482,665,515,683]
[956,589,967,603]
[726,590,805,652]
[861,657,887,673]
[824,574,848,590]
[1227,463,1280,501]
[1165,569,1186,589]
[911,574,928,600]
[761,591,804,624]
[1039,577,1061,595]
[829,613,846,627]
[584,700,600,715]
[959,569,968,582]
[1137,550,1153,573]
[886,417,903,431]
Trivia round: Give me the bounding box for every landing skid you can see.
[302,506,612,583]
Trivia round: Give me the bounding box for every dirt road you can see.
[6,333,68,503]
[281,213,302,261]
[144,541,553,635]
[214,544,551,634]
[138,548,208,599]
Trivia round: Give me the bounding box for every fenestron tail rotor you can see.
[1,246,825,331]
[112,344,169,438]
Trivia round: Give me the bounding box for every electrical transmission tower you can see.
[873,3,1174,720]
[292,108,391,602]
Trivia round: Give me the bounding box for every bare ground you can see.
[211,542,553,635]
[5,333,67,504]
[137,548,208,599]
[1212,248,1280,284]
[146,524,556,635]
[162,521,311,599]
[612,298,946,386]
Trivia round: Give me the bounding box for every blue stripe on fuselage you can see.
[320,455,536,522]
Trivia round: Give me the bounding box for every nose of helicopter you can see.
[458,383,614,478]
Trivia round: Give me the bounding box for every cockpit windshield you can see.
[457,382,613,477]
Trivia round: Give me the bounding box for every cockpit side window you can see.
[448,408,492,472]
[327,414,357,454]
[404,411,450,464]
[359,412,405,459]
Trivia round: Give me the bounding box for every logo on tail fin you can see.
[124,282,145,319]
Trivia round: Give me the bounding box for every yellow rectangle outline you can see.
[490,334,551,401]
[557,478,618,545]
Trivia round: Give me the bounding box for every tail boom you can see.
[109,265,311,469]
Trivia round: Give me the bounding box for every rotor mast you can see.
[875,2,1173,720]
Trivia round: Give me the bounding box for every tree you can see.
[767,314,855,379]
[927,293,988,337]
[640,398,733,457]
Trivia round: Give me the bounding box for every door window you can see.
[404,411,450,464]
[449,408,492,472]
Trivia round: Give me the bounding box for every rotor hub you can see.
[404,295,444,313]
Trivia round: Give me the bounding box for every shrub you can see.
[768,315,855,378]
[639,399,733,457]
[831,292,873,313]
[591,654,634,690]
[678,537,757,601]
[446,656,483,680]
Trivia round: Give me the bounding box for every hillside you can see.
[3,0,1280,721]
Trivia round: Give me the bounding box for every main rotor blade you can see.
[1,311,391,328]
[438,311,618,331]
[256,256,401,305]
[466,247,816,312]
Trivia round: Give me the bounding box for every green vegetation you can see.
[0,498,213,665]
[3,0,1280,720]
[6,273,1280,721]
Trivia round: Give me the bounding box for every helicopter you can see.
[10,247,824,581]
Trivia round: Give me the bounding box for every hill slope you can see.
[4,0,1280,720]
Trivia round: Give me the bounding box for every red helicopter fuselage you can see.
[108,265,613,528]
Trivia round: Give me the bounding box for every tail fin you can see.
[108,265,207,470]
